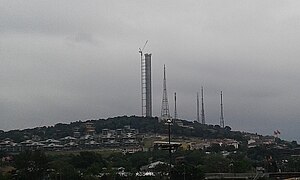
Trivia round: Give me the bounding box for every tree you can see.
[71,151,106,170]
[264,156,278,172]
[232,159,252,173]
[184,150,205,166]
[48,159,81,180]
[171,164,204,180]
[286,156,300,172]
[0,173,12,180]
[14,150,48,180]
[126,152,150,170]
[207,144,222,153]
[152,163,169,178]
[203,154,231,173]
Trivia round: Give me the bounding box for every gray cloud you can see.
[66,33,99,45]
[0,0,300,141]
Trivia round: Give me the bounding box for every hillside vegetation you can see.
[0,116,245,142]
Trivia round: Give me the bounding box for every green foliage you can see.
[202,154,231,173]
[1,116,246,143]
[150,150,169,162]
[48,159,81,180]
[227,152,253,173]
[287,140,298,149]
[0,173,12,180]
[171,164,204,180]
[107,153,127,167]
[207,143,224,153]
[264,156,278,172]
[152,163,169,177]
[125,153,148,170]
[232,159,252,173]
[183,150,205,166]
[71,151,106,170]
[247,146,271,161]
[14,150,48,180]
[286,156,300,171]
[3,116,293,178]
[8,148,272,179]
[2,130,26,143]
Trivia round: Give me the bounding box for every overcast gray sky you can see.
[1,0,300,141]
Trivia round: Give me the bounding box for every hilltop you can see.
[1,116,300,179]
[0,116,245,143]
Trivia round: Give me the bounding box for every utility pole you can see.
[166,118,172,179]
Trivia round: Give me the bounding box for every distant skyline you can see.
[1,1,300,142]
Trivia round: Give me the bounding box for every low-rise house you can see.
[73,127,81,138]
[85,122,96,135]
[248,139,256,145]
[84,140,101,148]
[20,140,35,146]
[122,133,139,146]
[0,140,21,152]
[244,133,260,140]
[223,139,239,149]
[60,136,77,144]
[136,171,155,177]
[153,141,182,151]
[248,141,262,148]
[79,135,96,145]
[25,142,45,151]
[207,139,240,149]
[122,146,143,154]
[100,126,141,147]
[31,135,41,142]
[41,139,60,145]
[101,129,119,147]
[187,140,211,150]
[140,161,170,172]
[43,143,63,151]
[262,136,276,145]
[63,142,79,150]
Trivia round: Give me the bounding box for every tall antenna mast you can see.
[201,87,205,124]
[174,92,177,120]
[197,92,200,122]
[139,40,152,117]
[220,91,225,128]
[160,65,170,121]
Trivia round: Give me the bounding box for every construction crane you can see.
[139,40,148,58]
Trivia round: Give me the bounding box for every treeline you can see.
[3,147,300,180]
[0,149,250,179]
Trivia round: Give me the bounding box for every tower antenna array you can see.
[220,91,225,128]
[201,87,205,124]
[160,65,170,121]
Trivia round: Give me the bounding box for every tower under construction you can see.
[201,87,206,124]
[139,41,152,117]
[160,65,170,121]
[220,91,225,128]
